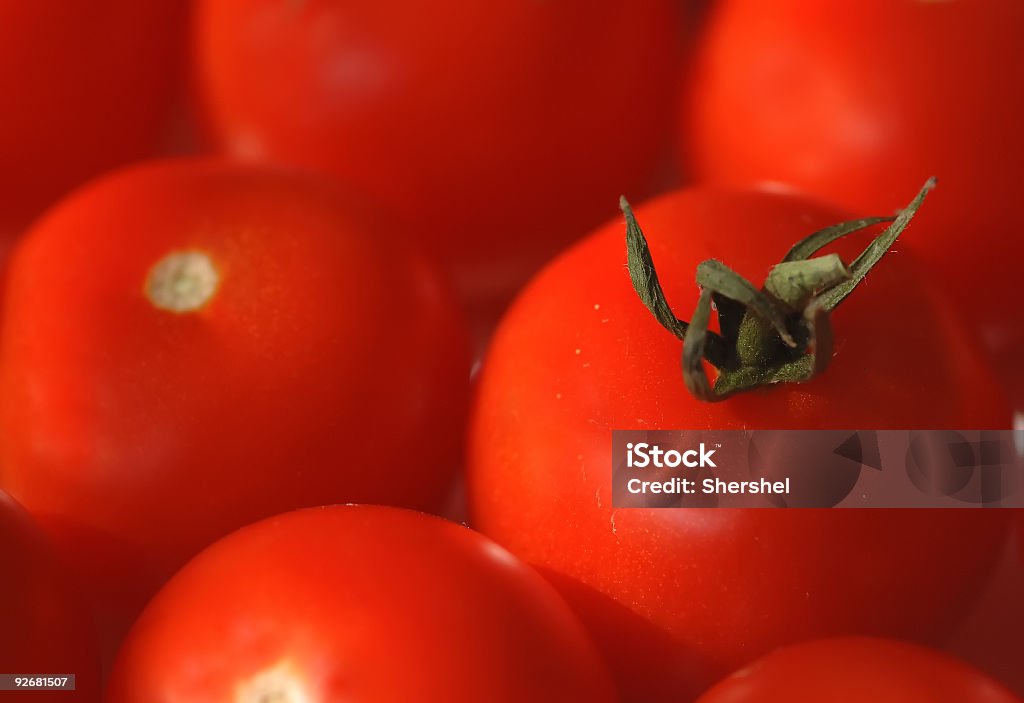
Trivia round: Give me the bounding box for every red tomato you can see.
[467,187,1013,702]
[0,1,186,230]
[0,491,99,702]
[683,0,1024,404]
[695,637,1021,703]
[944,531,1024,697]
[193,0,685,307]
[0,159,469,638]
[106,505,616,703]
[1014,505,1024,564]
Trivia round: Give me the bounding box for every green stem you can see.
[622,196,736,369]
[621,179,937,402]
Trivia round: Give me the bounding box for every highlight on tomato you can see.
[0,159,470,638]
[106,505,617,703]
[467,183,1013,701]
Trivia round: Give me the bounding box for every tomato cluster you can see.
[0,2,1020,702]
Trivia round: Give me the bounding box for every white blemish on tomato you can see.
[146,251,220,313]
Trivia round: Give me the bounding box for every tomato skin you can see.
[944,529,1024,697]
[695,637,1021,703]
[1011,507,1024,563]
[0,1,185,230]
[467,187,1013,702]
[0,160,469,635]
[0,491,100,702]
[106,505,616,703]
[683,0,1024,402]
[194,0,684,303]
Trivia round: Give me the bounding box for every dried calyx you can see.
[622,178,937,402]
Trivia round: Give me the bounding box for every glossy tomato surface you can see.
[0,159,469,635]
[0,1,185,230]
[683,0,1024,401]
[107,505,616,703]
[194,0,685,304]
[0,491,99,702]
[695,637,1021,703]
[468,187,1013,702]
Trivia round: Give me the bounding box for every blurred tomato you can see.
[944,529,1024,697]
[683,0,1024,404]
[107,505,616,703]
[468,187,1012,701]
[0,159,469,639]
[194,0,685,309]
[695,637,1021,703]
[0,1,186,230]
[1,491,99,702]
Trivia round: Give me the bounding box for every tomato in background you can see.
[1,491,99,702]
[467,187,1013,702]
[944,527,1024,697]
[107,505,616,703]
[0,159,469,642]
[193,0,685,311]
[0,1,186,232]
[683,0,1024,405]
[695,637,1021,703]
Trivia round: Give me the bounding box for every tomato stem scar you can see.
[233,660,308,703]
[145,250,220,313]
[623,177,937,401]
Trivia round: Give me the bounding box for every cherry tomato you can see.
[683,0,1024,404]
[467,187,1013,702]
[0,491,99,702]
[0,159,469,637]
[0,1,186,230]
[106,505,616,703]
[193,0,685,307]
[696,637,1021,703]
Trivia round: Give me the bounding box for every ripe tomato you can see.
[683,0,1024,404]
[0,159,469,637]
[695,637,1021,703]
[0,1,186,231]
[106,505,616,703]
[944,532,1024,697]
[193,0,685,307]
[467,187,1013,702]
[1,491,99,702]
